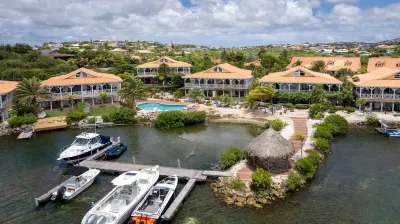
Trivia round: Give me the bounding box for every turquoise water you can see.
[137,103,186,111]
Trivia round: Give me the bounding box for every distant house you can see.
[110,48,129,54]
[334,49,349,54]
[41,50,74,60]
[376,45,397,54]
[0,80,18,122]
[183,63,253,98]
[287,57,361,72]
[367,57,400,72]
[259,66,342,93]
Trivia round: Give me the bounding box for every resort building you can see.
[286,57,361,72]
[41,68,122,109]
[0,80,18,122]
[349,68,400,111]
[136,57,192,84]
[259,66,342,92]
[183,63,253,97]
[367,58,400,72]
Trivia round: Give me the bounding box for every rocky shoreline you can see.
[0,123,34,136]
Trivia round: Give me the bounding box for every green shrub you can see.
[328,107,337,114]
[174,89,184,98]
[154,111,206,129]
[306,150,322,164]
[227,178,247,191]
[309,104,326,118]
[283,103,294,108]
[107,107,137,124]
[287,171,302,191]
[8,116,38,128]
[66,111,87,123]
[264,121,270,129]
[365,115,379,126]
[324,115,349,136]
[87,117,96,124]
[314,125,333,141]
[295,104,309,109]
[76,102,86,112]
[344,106,356,113]
[251,168,272,192]
[206,101,213,107]
[334,106,344,110]
[271,119,285,131]
[295,156,318,180]
[314,138,330,153]
[220,147,248,170]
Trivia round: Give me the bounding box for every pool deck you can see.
[138,99,200,111]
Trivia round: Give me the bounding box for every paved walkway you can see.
[289,117,308,153]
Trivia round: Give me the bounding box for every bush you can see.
[154,111,206,129]
[174,89,184,98]
[314,125,333,141]
[106,107,137,124]
[227,178,247,191]
[220,147,248,170]
[206,101,213,107]
[328,107,337,114]
[314,138,330,153]
[66,111,87,123]
[306,150,322,164]
[324,115,349,136]
[365,115,379,126]
[271,119,285,131]
[264,121,270,129]
[334,106,344,110]
[287,171,302,191]
[308,104,326,118]
[295,156,318,180]
[283,103,294,109]
[251,168,272,192]
[87,117,96,124]
[344,106,356,113]
[7,116,38,128]
[295,104,309,109]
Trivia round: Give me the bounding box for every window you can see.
[160,58,168,63]
[76,72,81,78]
[327,61,334,65]
[376,63,384,67]
[82,72,87,78]
[213,66,222,72]
[345,61,352,66]
[294,70,305,76]
[395,73,400,79]
[396,63,400,67]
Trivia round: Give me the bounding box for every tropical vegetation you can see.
[154,111,206,129]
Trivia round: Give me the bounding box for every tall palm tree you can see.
[118,75,146,108]
[13,77,51,114]
[99,92,108,106]
[187,87,205,103]
[249,85,275,112]
[67,94,74,109]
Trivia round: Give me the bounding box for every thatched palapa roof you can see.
[246,128,294,159]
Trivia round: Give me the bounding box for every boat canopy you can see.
[67,166,89,176]
[76,132,100,139]
[111,171,139,186]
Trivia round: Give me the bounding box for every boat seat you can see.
[110,198,125,213]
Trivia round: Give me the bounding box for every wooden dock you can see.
[162,178,197,221]
[34,176,75,207]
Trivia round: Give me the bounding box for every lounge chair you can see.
[393,111,400,117]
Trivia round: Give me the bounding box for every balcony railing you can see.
[137,71,190,76]
[51,89,119,97]
[358,93,400,99]
[184,83,248,88]
[276,89,312,92]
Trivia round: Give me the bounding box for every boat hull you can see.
[60,143,111,163]
[63,173,98,200]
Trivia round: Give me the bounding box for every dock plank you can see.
[34,176,75,207]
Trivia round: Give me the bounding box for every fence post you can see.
[132,156,136,164]
[177,159,181,168]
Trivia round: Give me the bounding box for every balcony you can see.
[184,83,249,89]
[275,89,312,92]
[357,92,400,99]
[51,89,119,98]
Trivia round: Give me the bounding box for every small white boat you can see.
[37,111,46,119]
[129,175,178,224]
[82,166,160,224]
[17,129,34,140]
[52,167,100,201]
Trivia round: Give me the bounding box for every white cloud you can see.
[324,0,358,3]
[0,0,398,46]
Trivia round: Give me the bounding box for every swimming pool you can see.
[137,103,187,111]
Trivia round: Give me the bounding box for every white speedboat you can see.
[57,132,112,163]
[129,175,178,224]
[51,167,100,201]
[82,166,160,224]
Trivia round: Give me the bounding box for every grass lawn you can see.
[45,105,120,118]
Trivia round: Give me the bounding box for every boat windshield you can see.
[72,138,90,146]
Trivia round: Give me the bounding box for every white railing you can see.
[359,93,400,99]
[276,89,311,92]
[51,89,119,97]
[184,84,248,88]
[137,72,158,76]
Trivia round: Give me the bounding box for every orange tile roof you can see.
[349,67,400,88]
[260,66,342,85]
[0,80,18,94]
[184,63,252,79]
[376,45,397,49]
[136,57,191,68]
[287,57,361,72]
[41,68,122,86]
[367,57,400,72]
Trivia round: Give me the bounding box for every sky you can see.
[0,0,399,47]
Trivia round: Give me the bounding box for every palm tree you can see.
[248,85,275,112]
[158,63,170,86]
[294,133,305,158]
[356,99,367,113]
[13,77,51,114]
[310,60,326,73]
[99,92,108,106]
[187,87,205,103]
[67,94,74,109]
[293,60,302,67]
[118,75,146,108]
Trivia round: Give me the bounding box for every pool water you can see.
[137,103,186,111]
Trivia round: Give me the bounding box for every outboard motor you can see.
[51,186,66,201]
[95,215,107,224]
[86,214,98,224]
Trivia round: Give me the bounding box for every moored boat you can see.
[51,167,100,201]
[81,165,160,224]
[129,175,178,224]
[57,132,112,163]
[106,143,128,159]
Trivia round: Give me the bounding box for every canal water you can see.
[1,125,399,223]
